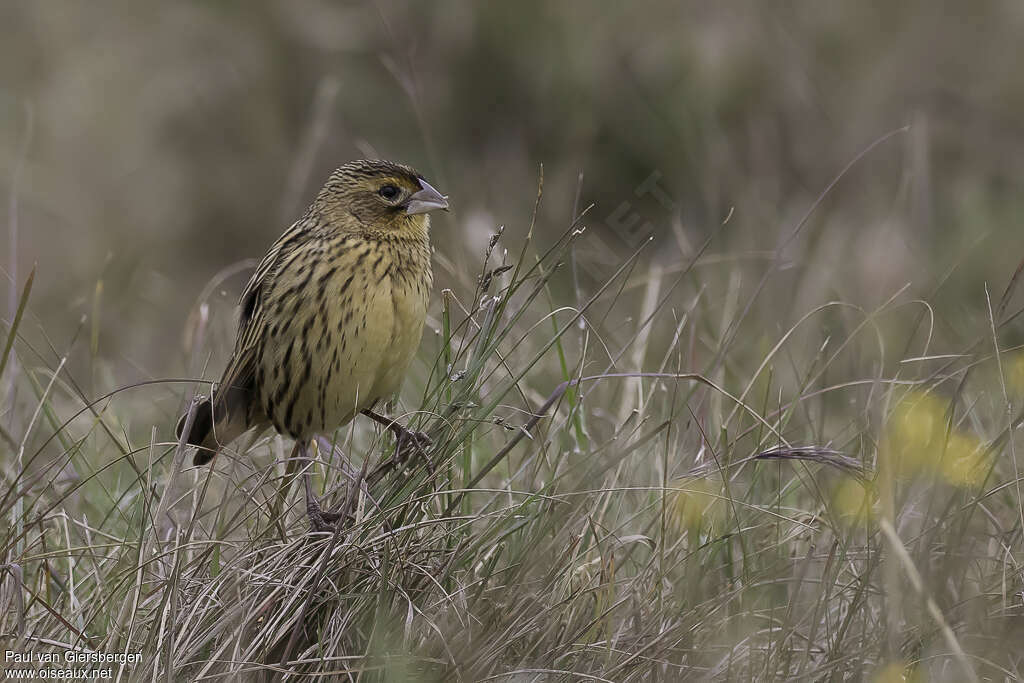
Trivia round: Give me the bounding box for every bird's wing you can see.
[217,221,309,415]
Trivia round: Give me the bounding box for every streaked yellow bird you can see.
[176,159,448,529]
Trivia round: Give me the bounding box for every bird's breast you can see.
[370,245,432,400]
[256,237,431,439]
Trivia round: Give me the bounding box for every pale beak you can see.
[405,178,449,215]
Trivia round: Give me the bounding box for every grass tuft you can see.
[3,200,1024,681]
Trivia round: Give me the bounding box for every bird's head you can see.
[314,159,449,237]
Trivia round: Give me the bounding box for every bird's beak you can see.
[405,178,449,215]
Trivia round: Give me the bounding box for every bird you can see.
[176,159,449,530]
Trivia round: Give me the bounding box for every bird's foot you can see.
[368,428,434,485]
[360,410,435,483]
[393,427,435,474]
[305,498,343,533]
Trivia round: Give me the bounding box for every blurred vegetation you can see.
[3,1,1024,680]
[3,1,1024,374]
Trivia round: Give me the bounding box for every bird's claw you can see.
[394,429,434,474]
[306,499,343,533]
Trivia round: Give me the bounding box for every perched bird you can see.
[176,159,448,529]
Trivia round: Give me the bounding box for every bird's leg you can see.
[361,409,434,474]
[298,439,343,532]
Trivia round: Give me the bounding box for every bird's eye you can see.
[378,185,400,201]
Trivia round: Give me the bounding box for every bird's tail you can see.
[175,393,246,466]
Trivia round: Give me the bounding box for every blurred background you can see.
[6,3,1024,677]
[3,0,1024,391]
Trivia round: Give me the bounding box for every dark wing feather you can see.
[179,220,309,463]
[232,220,310,347]
[219,220,309,408]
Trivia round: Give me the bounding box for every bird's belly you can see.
[257,272,426,439]
[372,275,428,400]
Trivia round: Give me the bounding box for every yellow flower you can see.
[884,391,988,487]
[886,391,948,477]
[940,432,987,487]
[833,478,875,524]
[670,477,725,529]
[1008,350,1024,395]
[873,661,925,683]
